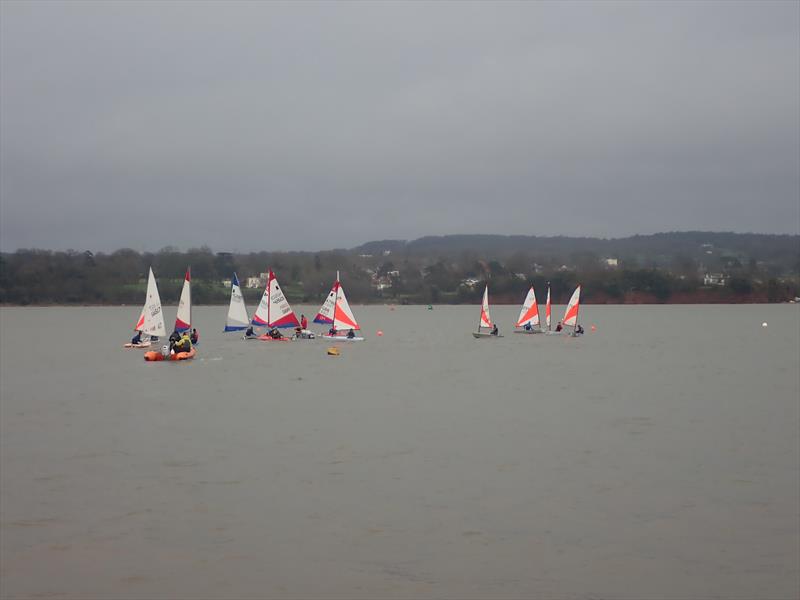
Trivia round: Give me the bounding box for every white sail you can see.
[225,273,250,331]
[545,285,551,329]
[562,285,581,327]
[267,270,300,328]
[515,286,540,327]
[139,267,167,338]
[174,267,191,332]
[333,281,360,331]
[251,278,270,327]
[479,285,493,328]
[314,270,339,325]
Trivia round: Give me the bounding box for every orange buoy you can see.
[377,330,384,336]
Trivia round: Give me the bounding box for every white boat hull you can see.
[321,334,364,342]
[473,332,503,339]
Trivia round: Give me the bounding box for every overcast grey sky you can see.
[1,0,798,252]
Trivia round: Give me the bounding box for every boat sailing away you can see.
[544,283,557,335]
[144,267,197,361]
[224,273,250,333]
[513,285,542,334]
[562,284,583,336]
[174,267,192,333]
[315,271,364,341]
[125,267,167,348]
[472,285,502,338]
[253,269,301,342]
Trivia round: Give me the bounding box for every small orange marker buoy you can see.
[376,330,384,336]
[591,325,597,332]
[327,347,340,356]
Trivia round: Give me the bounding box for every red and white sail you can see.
[266,269,300,329]
[515,286,540,328]
[545,285,552,329]
[562,285,581,327]
[333,281,360,331]
[136,267,167,337]
[174,267,191,332]
[479,285,493,328]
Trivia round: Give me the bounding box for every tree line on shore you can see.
[1,233,798,305]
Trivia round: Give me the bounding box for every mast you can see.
[188,266,192,332]
[334,270,340,333]
[266,268,271,327]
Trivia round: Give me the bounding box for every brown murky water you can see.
[1,305,798,599]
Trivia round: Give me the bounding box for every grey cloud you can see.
[1,0,798,252]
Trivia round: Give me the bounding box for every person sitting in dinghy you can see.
[491,324,499,336]
[131,330,142,345]
[300,314,308,330]
[347,328,355,339]
[190,328,199,344]
[173,332,192,354]
[244,326,257,338]
[329,326,337,336]
[575,324,584,335]
[523,323,532,331]
[268,327,283,340]
[555,321,563,332]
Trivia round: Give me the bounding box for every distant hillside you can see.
[353,232,800,272]
[2,231,798,305]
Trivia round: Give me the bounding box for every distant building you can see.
[246,274,267,289]
[359,254,373,258]
[222,279,231,288]
[387,270,400,278]
[703,273,726,286]
[383,250,392,256]
[460,278,481,288]
[514,273,527,280]
[602,258,619,268]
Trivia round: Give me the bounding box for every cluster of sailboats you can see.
[127,267,583,361]
[127,268,364,360]
[474,283,583,338]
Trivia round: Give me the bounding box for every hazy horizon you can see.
[2,1,798,253]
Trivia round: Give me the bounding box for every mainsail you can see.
[137,267,167,338]
[224,273,250,331]
[479,285,493,329]
[515,286,540,328]
[266,269,300,328]
[252,269,300,328]
[314,271,360,331]
[174,267,191,332]
[333,281,360,331]
[314,271,339,325]
[562,285,582,327]
[545,285,552,330]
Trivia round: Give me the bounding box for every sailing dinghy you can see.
[513,285,542,333]
[544,283,560,335]
[315,272,364,341]
[472,285,503,338]
[224,273,252,334]
[252,269,301,341]
[562,285,583,336]
[125,267,167,348]
[174,267,192,333]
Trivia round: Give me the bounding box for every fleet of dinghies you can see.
[127,268,587,359]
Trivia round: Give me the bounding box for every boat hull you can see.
[321,334,364,342]
[257,334,291,342]
[144,347,196,361]
[472,332,503,339]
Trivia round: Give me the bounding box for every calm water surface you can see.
[1,305,798,599]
